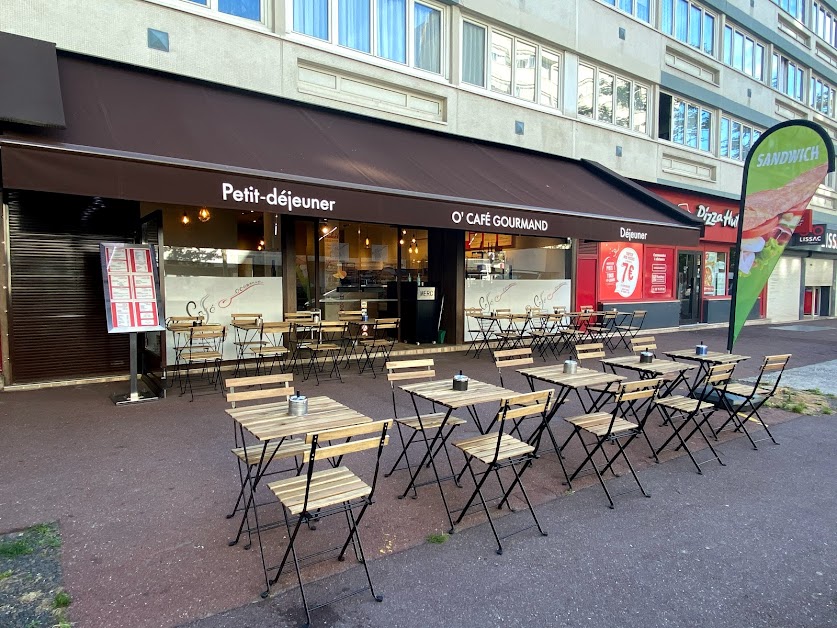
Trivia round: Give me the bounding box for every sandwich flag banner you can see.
[728,120,835,351]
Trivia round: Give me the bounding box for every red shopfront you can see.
[577,186,762,327]
[648,186,763,325]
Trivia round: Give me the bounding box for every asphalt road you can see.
[182,414,837,628]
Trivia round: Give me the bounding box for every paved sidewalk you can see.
[183,414,837,628]
[0,319,835,627]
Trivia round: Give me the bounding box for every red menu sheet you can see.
[101,244,163,332]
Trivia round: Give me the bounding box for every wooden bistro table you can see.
[469,314,500,358]
[517,364,625,469]
[663,349,750,392]
[397,378,521,529]
[226,396,372,556]
[600,354,696,396]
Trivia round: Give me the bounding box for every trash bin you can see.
[437,330,446,344]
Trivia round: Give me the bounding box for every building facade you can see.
[1,0,836,384]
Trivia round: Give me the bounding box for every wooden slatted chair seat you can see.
[396,412,466,431]
[250,344,289,356]
[455,433,535,464]
[231,439,308,466]
[723,382,770,397]
[269,466,372,515]
[564,412,637,437]
[655,395,716,413]
[180,349,223,360]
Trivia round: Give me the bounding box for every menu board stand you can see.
[100,243,165,406]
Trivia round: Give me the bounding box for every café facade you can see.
[0,35,703,384]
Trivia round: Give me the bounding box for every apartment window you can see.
[771,0,805,22]
[462,21,562,108]
[658,93,712,152]
[661,0,715,54]
[292,0,444,73]
[814,2,837,48]
[578,63,649,133]
[186,0,263,21]
[720,116,762,161]
[771,53,805,101]
[722,25,765,80]
[810,76,836,116]
[600,0,651,23]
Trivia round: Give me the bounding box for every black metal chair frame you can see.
[179,324,226,401]
[357,318,399,377]
[264,420,391,627]
[612,310,647,351]
[563,379,662,508]
[712,354,790,449]
[451,390,554,554]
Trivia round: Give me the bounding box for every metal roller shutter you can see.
[5,190,138,383]
[766,256,802,323]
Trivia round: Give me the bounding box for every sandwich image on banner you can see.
[729,121,835,350]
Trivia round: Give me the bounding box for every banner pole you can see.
[727,173,749,352]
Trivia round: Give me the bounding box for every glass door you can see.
[678,251,702,324]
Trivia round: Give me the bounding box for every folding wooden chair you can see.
[452,390,554,554]
[225,373,304,549]
[653,363,735,473]
[630,334,658,355]
[464,307,486,357]
[303,320,347,385]
[583,311,618,349]
[572,342,620,411]
[383,359,467,494]
[713,354,791,449]
[494,347,534,388]
[179,324,226,401]
[358,318,399,377]
[265,420,392,625]
[249,321,291,375]
[613,310,647,350]
[563,378,662,508]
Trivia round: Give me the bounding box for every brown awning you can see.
[1,54,703,245]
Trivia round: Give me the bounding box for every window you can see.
[463,21,562,109]
[720,115,762,161]
[771,0,805,22]
[771,52,805,101]
[704,251,728,296]
[658,93,712,152]
[578,63,649,133]
[814,2,837,48]
[186,0,263,21]
[661,0,715,54]
[600,0,651,23]
[292,0,444,74]
[810,75,836,116]
[722,25,765,80]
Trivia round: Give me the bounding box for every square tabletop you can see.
[399,378,519,409]
[600,355,696,377]
[517,364,626,389]
[663,349,751,364]
[229,396,372,442]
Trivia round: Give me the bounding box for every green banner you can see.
[729,121,834,350]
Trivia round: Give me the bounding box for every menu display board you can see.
[599,243,643,300]
[100,243,164,333]
[643,247,674,299]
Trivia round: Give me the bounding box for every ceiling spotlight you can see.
[399,238,404,245]
[197,207,211,222]
[322,225,330,234]
[181,212,190,225]
[365,237,370,247]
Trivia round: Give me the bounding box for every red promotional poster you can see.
[642,247,674,299]
[599,243,643,300]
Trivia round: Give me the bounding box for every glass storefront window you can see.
[464,232,572,325]
[704,250,728,296]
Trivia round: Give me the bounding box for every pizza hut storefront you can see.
[648,185,765,325]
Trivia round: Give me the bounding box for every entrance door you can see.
[678,251,702,324]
